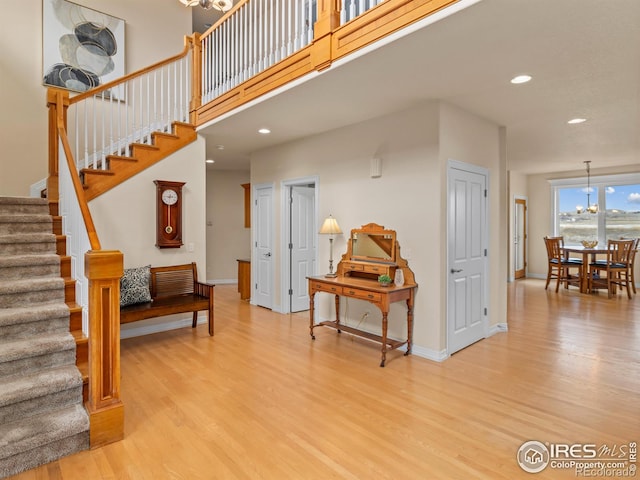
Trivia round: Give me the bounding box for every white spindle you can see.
[309,0,314,44]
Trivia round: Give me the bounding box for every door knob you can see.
[450,268,463,274]
[265,252,271,257]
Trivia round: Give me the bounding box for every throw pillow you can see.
[120,265,152,307]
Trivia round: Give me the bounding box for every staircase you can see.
[79,121,197,201]
[0,196,89,478]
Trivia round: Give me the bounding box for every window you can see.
[550,173,640,246]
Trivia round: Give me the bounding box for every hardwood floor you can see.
[10,280,639,479]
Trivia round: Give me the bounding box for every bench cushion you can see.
[120,265,152,307]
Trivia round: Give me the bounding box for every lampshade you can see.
[319,215,342,235]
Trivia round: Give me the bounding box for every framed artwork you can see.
[42,0,125,93]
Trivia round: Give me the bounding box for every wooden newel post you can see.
[189,33,202,124]
[85,249,125,448]
[46,88,70,200]
[312,0,340,71]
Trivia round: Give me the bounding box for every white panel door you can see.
[447,163,487,355]
[290,186,315,312]
[254,185,273,309]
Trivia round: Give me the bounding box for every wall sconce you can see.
[319,215,342,277]
[370,157,382,178]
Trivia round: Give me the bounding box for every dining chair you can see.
[626,238,638,295]
[543,236,583,292]
[588,239,635,299]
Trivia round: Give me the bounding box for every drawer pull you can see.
[348,290,355,295]
[330,287,336,292]
[367,294,374,299]
[372,267,379,271]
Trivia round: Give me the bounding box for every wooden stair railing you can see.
[48,90,124,449]
[61,36,198,201]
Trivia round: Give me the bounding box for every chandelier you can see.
[576,160,598,214]
[179,0,233,12]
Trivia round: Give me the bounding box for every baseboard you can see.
[207,278,236,285]
[488,322,508,335]
[120,313,207,339]
[405,344,449,362]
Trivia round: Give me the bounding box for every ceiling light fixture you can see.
[510,74,532,84]
[179,0,233,12]
[258,128,271,134]
[568,118,587,124]
[576,160,598,214]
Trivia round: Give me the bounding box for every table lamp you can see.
[319,215,342,277]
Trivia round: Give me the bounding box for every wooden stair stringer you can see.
[83,122,197,201]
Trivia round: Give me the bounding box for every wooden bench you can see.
[120,263,215,336]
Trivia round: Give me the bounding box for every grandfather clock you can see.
[154,180,185,248]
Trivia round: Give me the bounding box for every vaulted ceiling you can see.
[193,0,640,175]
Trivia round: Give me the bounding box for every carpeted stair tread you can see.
[0,254,60,281]
[0,333,75,365]
[0,233,55,244]
[0,404,89,461]
[0,197,48,206]
[0,254,59,268]
[0,214,52,223]
[0,304,69,328]
[0,278,65,309]
[0,197,49,217]
[0,277,63,295]
[0,365,83,424]
[0,303,70,341]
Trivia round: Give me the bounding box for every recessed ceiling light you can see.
[258,128,271,134]
[510,75,532,84]
[206,159,215,164]
[568,118,587,124]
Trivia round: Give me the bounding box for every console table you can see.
[308,223,417,367]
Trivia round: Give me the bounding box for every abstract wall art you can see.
[43,0,125,93]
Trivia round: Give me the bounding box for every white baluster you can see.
[307,0,313,45]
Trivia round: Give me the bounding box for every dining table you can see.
[561,245,608,293]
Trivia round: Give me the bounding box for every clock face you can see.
[161,189,178,206]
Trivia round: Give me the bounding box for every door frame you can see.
[280,176,319,314]
[446,159,490,355]
[252,182,275,309]
[513,195,528,280]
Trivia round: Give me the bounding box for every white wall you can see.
[439,103,507,345]
[89,137,207,336]
[206,169,251,282]
[251,101,506,357]
[0,0,191,196]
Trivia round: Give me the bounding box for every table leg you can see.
[380,312,388,367]
[309,291,316,340]
[334,294,341,333]
[405,292,414,356]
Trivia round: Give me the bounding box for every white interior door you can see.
[290,186,315,312]
[447,162,488,355]
[254,185,273,309]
